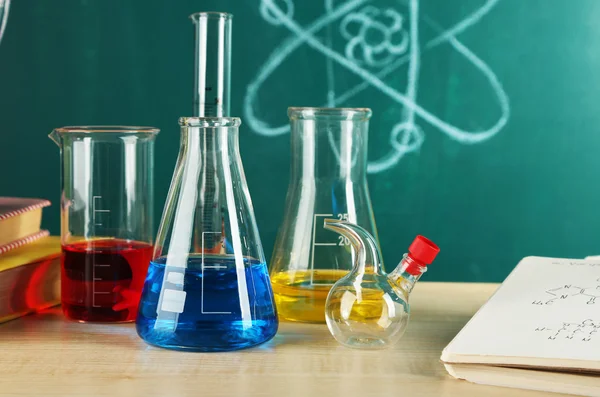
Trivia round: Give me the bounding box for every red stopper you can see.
[408,235,440,266]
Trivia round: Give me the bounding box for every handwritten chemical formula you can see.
[535,319,600,342]
[532,280,600,306]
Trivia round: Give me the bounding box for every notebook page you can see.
[445,256,600,362]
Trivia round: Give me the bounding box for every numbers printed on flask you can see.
[337,213,349,221]
[336,214,351,245]
[338,236,351,246]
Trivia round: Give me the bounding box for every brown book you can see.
[0,197,51,254]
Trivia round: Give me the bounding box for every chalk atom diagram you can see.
[535,319,600,342]
[0,0,10,46]
[532,280,600,306]
[245,0,510,173]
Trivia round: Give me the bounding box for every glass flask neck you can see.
[178,117,240,152]
[288,108,371,181]
[389,254,427,294]
[190,12,232,117]
[176,118,241,169]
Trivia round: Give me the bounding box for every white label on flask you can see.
[161,289,187,313]
[166,272,185,285]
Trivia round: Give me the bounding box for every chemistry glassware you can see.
[49,126,159,323]
[323,219,439,349]
[270,107,380,323]
[136,117,278,352]
[191,12,231,117]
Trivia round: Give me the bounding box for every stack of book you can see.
[0,197,60,324]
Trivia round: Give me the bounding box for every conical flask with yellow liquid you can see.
[269,107,380,323]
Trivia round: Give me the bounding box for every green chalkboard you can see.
[2,0,600,282]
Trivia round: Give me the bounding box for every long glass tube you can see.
[190,12,232,117]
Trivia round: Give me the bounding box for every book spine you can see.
[0,199,51,221]
[0,230,50,255]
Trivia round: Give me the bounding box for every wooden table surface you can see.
[0,282,572,397]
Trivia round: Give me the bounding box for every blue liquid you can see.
[136,255,278,352]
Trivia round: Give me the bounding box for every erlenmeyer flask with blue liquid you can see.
[135,117,278,352]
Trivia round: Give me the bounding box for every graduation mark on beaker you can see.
[92,263,111,308]
[91,196,112,307]
[92,196,110,227]
[245,0,509,173]
[311,213,349,285]
[201,231,232,314]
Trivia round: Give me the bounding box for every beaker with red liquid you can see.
[50,126,159,322]
[61,239,153,322]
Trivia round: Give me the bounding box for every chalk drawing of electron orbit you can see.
[244,0,510,173]
[0,0,11,46]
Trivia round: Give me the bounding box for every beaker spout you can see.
[48,129,61,147]
[323,219,383,274]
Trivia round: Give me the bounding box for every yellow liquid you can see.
[270,270,349,323]
[327,286,408,321]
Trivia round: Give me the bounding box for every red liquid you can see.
[61,239,153,322]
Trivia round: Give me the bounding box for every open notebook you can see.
[442,256,600,396]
